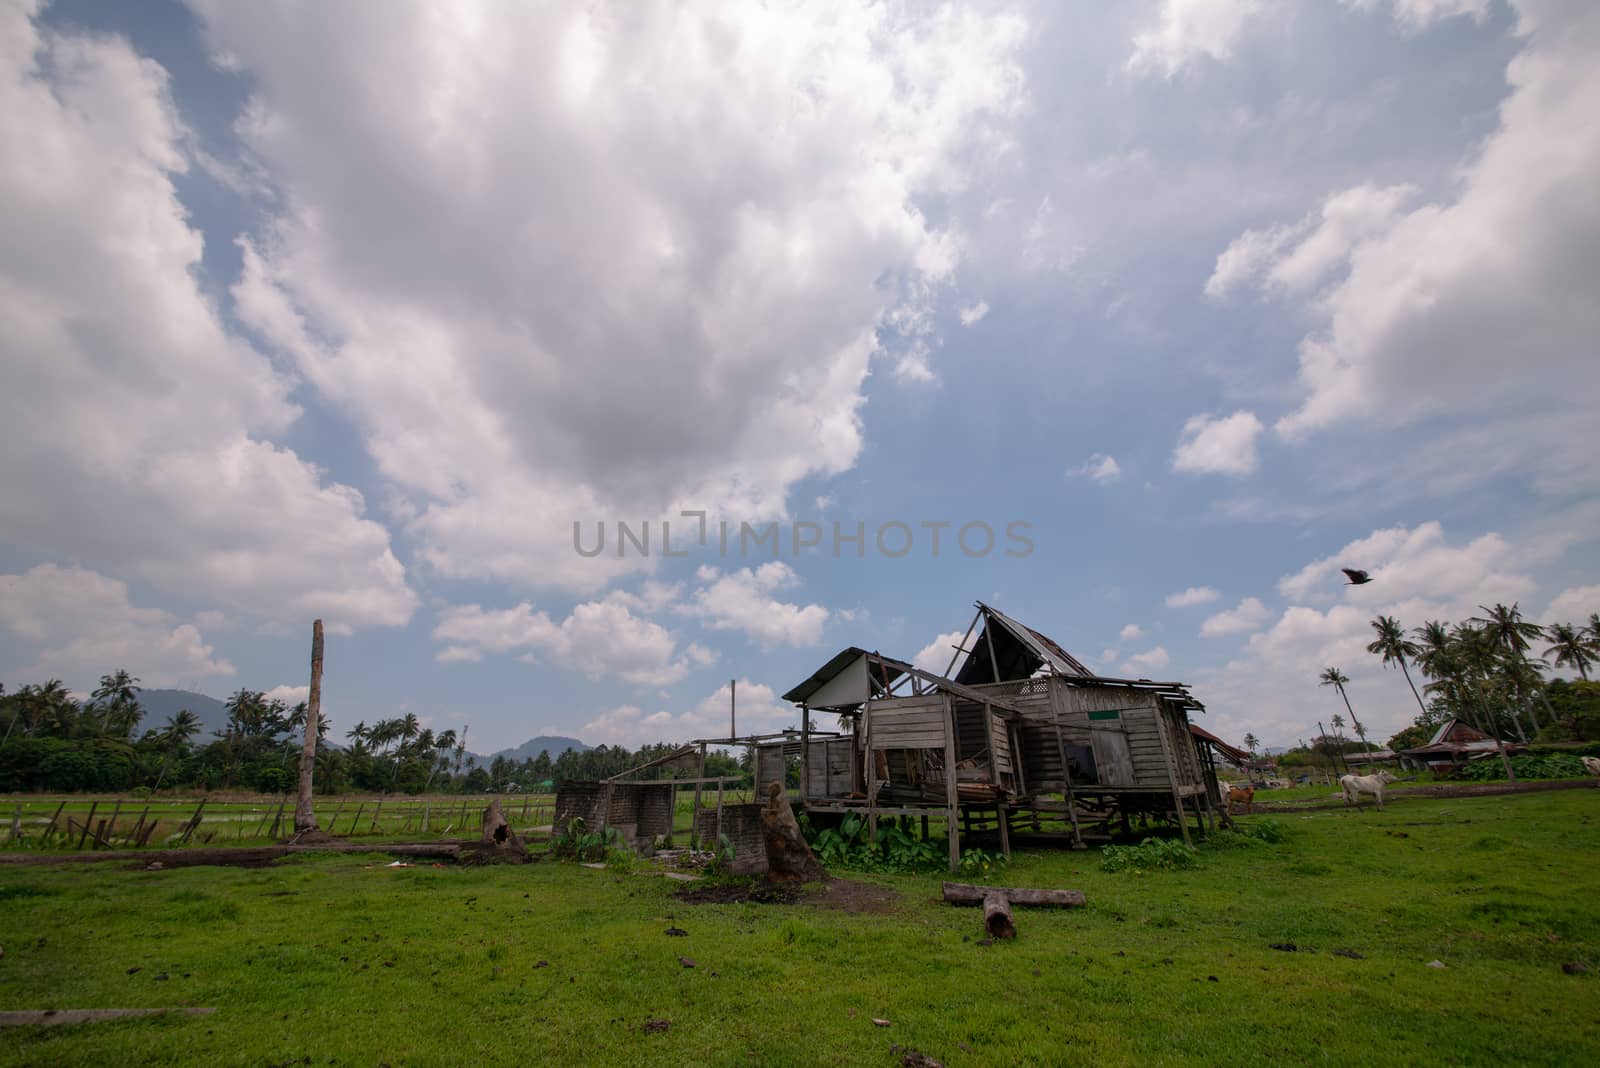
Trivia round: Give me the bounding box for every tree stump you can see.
[463,799,529,864]
[760,782,826,883]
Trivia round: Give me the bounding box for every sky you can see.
[1,0,1597,755]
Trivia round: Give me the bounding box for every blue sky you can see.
[2,0,1596,754]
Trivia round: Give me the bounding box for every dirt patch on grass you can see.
[675,876,901,914]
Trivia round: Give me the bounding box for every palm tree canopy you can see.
[1544,622,1594,679]
[1472,602,1544,656]
[1366,615,1419,666]
[1319,667,1350,688]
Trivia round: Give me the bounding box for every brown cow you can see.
[1226,785,1255,815]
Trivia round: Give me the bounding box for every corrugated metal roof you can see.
[954,602,1092,683]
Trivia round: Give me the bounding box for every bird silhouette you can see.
[1341,568,1372,585]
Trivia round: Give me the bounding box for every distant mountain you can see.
[135,689,231,739]
[477,735,590,764]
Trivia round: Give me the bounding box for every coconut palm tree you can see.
[153,709,201,790]
[1545,622,1593,681]
[1472,603,1546,733]
[91,670,143,740]
[1242,732,1259,755]
[1585,613,1600,648]
[1367,615,1427,720]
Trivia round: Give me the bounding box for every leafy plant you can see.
[1456,753,1587,781]
[1100,838,1197,873]
[708,833,737,875]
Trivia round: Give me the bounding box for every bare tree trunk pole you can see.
[294,619,323,835]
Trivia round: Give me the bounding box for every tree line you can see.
[1303,603,1598,777]
[0,673,748,795]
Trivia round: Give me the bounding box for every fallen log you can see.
[982,890,1016,940]
[941,882,1086,908]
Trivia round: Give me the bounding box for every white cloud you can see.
[0,7,416,630]
[913,629,971,675]
[203,1,1029,590]
[1128,0,1272,77]
[581,679,793,747]
[1343,0,1492,33]
[0,565,234,689]
[1543,585,1600,626]
[1121,646,1171,675]
[1205,183,1418,298]
[1225,2,1600,453]
[433,592,703,686]
[1066,454,1122,484]
[893,345,940,385]
[1166,586,1222,607]
[1171,411,1264,476]
[1119,623,1145,641]
[264,684,309,706]
[1200,597,1271,637]
[958,300,990,326]
[681,563,830,649]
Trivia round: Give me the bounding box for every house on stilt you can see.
[779,601,1223,871]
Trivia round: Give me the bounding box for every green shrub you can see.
[1456,753,1587,781]
[1101,838,1197,873]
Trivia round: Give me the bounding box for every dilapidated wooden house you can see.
[782,601,1221,870]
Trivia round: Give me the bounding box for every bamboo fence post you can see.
[103,800,123,848]
[178,798,207,844]
[349,804,365,836]
[77,802,99,850]
[40,801,66,845]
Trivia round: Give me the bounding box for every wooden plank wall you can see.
[756,744,785,793]
[805,738,854,797]
[865,695,950,750]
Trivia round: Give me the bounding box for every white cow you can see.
[1582,756,1600,777]
[1340,771,1397,811]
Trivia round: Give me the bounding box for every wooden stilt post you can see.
[1152,705,1192,847]
[865,697,878,840]
[800,705,810,803]
[691,743,706,847]
[944,695,960,873]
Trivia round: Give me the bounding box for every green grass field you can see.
[2,790,1597,1066]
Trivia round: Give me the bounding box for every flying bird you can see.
[1341,568,1372,585]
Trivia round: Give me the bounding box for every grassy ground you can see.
[1,791,1597,1066]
